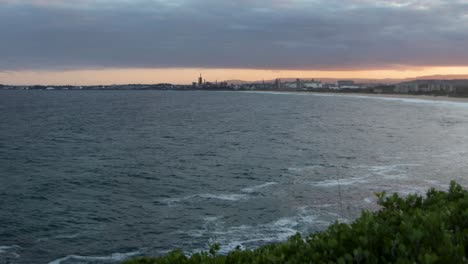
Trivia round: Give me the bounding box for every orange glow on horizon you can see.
[1,67,468,85]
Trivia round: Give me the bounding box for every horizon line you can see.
[1,67,468,86]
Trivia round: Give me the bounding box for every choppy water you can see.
[1,90,468,263]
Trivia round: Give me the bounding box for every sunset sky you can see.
[1,0,468,85]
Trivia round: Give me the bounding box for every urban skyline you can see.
[2,68,468,86]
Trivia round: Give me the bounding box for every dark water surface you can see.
[1,90,468,263]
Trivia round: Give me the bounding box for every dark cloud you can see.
[1,0,468,70]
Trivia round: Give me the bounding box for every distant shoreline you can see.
[316,92,468,103]
[240,90,468,104]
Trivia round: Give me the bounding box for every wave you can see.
[186,207,333,254]
[356,163,419,179]
[162,181,280,206]
[394,186,433,196]
[359,180,450,204]
[47,250,140,264]
[241,182,278,193]
[394,180,450,196]
[424,179,450,189]
[0,245,20,253]
[36,233,82,243]
[197,193,248,201]
[308,163,420,187]
[288,165,326,172]
[162,193,249,206]
[312,176,370,187]
[0,245,21,258]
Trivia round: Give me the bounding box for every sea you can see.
[1,90,468,263]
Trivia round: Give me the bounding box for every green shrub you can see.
[124,181,468,263]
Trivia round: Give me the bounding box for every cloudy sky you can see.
[1,0,468,84]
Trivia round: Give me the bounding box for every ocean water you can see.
[1,90,468,263]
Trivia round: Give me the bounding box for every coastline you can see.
[244,90,468,104]
[321,93,468,103]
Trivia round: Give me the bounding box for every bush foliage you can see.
[124,181,468,263]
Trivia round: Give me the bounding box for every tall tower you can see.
[296,78,302,90]
[198,74,203,86]
[275,78,281,90]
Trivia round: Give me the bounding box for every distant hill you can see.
[406,74,468,81]
[225,74,468,85]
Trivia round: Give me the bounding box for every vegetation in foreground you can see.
[125,182,468,263]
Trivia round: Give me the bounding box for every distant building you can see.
[449,80,468,95]
[220,81,228,87]
[274,78,282,90]
[337,80,355,87]
[339,85,361,90]
[198,74,203,86]
[303,80,323,89]
[454,83,468,95]
[296,79,302,90]
[395,80,458,94]
[284,82,297,90]
[372,85,395,94]
[394,83,416,93]
[281,79,322,90]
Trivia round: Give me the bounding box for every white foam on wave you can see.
[424,179,450,189]
[177,216,224,238]
[312,176,370,187]
[204,216,221,222]
[55,233,81,239]
[187,207,332,254]
[288,164,335,172]
[162,182,278,206]
[299,163,420,187]
[36,233,82,243]
[395,180,451,196]
[198,193,248,201]
[241,182,278,193]
[162,193,249,206]
[162,181,281,206]
[210,219,299,254]
[47,250,141,264]
[357,163,419,180]
[311,203,337,208]
[0,245,20,253]
[288,165,324,172]
[394,185,432,196]
[0,245,21,258]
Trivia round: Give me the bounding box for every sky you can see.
[1,0,468,85]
